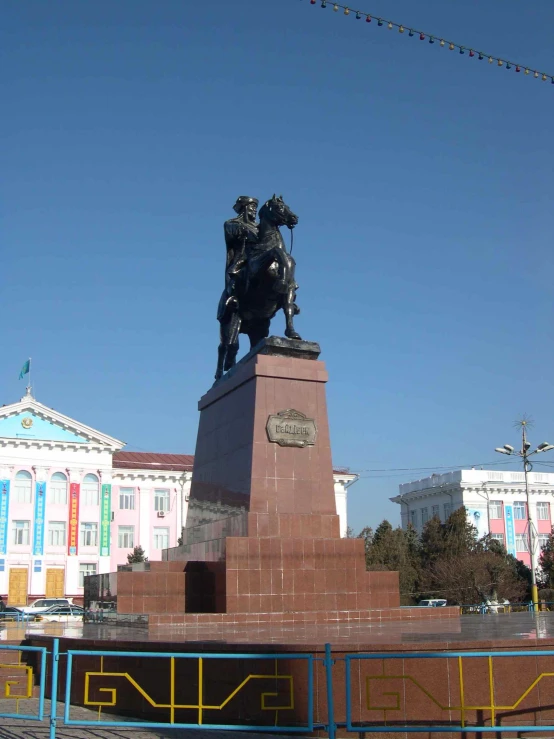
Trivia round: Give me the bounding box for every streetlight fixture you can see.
[494,420,554,611]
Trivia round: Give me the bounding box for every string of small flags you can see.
[301,0,553,85]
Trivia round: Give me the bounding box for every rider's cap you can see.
[233,196,258,214]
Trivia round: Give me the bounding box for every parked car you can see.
[0,606,40,622]
[418,599,448,607]
[37,604,84,623]
[19,598,73,614]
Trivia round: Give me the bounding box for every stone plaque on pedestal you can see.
[266,409,317,448]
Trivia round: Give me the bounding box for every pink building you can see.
[391,468,554,571]
[0,390,356,605]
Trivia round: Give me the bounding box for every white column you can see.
[334,481,348,538]
[176,473,191,543]
[139,486,150,558]
[0,465,13,598]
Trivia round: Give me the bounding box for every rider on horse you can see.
[217,195,259,323]
[215,195,301,381]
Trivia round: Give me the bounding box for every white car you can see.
[36,604,84,623]
[19,598,74,614]
[418,599,448,607]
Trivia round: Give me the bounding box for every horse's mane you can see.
[258,199,274,222]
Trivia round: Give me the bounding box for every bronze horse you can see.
[215,195,301,380]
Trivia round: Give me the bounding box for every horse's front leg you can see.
[283,286,301,340]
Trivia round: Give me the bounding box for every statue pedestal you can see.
[180,337,400,614]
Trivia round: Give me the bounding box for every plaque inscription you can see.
[266,409,317,448]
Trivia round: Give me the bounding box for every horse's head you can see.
[259,194,299,230]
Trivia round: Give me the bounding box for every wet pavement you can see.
[0,698,291,738]
[3,611,554,648]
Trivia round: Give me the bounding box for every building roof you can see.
[113,451,194,472]
[113,451,354,478]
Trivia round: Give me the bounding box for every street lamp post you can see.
[495,424,554,611]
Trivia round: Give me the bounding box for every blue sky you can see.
[3,0,553,530]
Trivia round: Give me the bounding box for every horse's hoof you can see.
[293,304,300,315]
[285,330,302,340]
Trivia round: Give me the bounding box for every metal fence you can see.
[3,640,554,737]
[459,602,554,614]
[0,643,47,720]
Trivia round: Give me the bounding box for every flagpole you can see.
[28,357,32,395]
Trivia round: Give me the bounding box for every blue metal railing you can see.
[62,646,319,734]
[0,643,47,721]
[343,649,554,734]
[4,640,554,736]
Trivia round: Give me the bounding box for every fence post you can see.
[49,638,59,739]
[324,643,336,739]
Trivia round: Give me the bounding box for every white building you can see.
[0,390,356,605]
[391,469,554,572]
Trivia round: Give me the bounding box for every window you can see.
[443,503,452,520]
[79,563,97,587]
[49,472,68,504]
[47,521,66,547]
[12,520,30,545]
[154,489,170,512]
[490,533,505,544]
[421,508,429,525]
[538,534,550,550]
[80,522,98,547]
[81,474,99,506]
[410,510,418,527]
[432,505,440,519]
[515,534,529,552]
[514,501,526,520]
[118,526,134,548]
[119,488,135,510]
[537,502,550,521]
[153,527,169,549]
[488,501,503,519]
[14,470,32,503]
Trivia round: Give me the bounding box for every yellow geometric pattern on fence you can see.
[0,648,34,718]
[83,656,294,725]
[365,656,554,727]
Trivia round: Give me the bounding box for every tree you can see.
[419,510,529,604]
[127,545,148,564]
[539,527,554,587]
[359,521,421,605]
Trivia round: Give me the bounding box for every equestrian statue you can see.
[215,194,301,380]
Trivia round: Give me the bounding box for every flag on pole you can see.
[19,359,31,380]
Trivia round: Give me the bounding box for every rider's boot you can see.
[224,343,239,372]
[215,344,226,381]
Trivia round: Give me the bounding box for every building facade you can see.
[391,468,554,571]
[0,390,356,605]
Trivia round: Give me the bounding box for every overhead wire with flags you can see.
[298,0,553,86]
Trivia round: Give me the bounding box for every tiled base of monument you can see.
[28,613,554,739]
[148,604,460,633]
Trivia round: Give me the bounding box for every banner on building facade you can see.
[33,482,46,556]
[68,482,80,555]
[0,480,10,555]
[100,483,111,557]
[504,504,516,557]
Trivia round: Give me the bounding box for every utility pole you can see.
[495,419,554,611]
